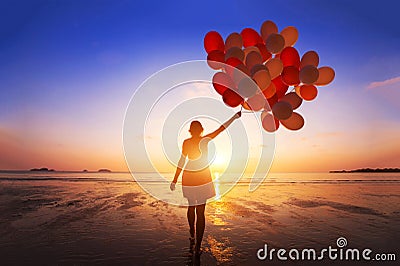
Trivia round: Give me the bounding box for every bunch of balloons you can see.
[204,20,335,132]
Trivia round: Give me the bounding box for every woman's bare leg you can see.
[195,203,206,254]
[187,206,195,238]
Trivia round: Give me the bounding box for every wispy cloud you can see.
[367,76,400,89]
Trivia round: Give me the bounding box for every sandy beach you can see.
[0,174,399,265]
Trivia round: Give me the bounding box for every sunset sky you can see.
[1,0,399,172]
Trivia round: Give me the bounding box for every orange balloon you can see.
[225,46,245,62]
[204,31,224,53]
[225,32,243,50]
[280,47,300,67]
[246,93,266,111]
[299,85,318,101]
[265,58,283,79]
[315,66,335,86]
[250,64,268,76]
[280,92,302,110]
[300,51,319,68]
[245,51,263,70]
[299,65,319,84]
[272,101,293,120]
[260,20,278,42]
[294,85,301,97]
[243,46,261,60]
[262,82,276,99]
[280,26,298,47]
[253,69,271,90]
[207,50,225,70]
[261,111,279,132]
[281,66,300,86]
[241,101,252,111]
[265,33,285,54]
[280,112,304,131]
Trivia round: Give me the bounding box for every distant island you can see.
[330,168,400,173]
[30,167,55,172]
[98,169,112,173]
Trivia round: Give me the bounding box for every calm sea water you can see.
[0,171,399,184]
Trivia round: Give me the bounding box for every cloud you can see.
[367,76,400,89]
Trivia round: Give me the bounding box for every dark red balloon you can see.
[272,76,289,99]
[240,28,264,47]
[225,57,243,77]
[204,31,225,53]
[226,57,243,67]
[266,93,278,109]
[280,47,300,67]
[255,43,272,62]
[212,72,235,95]
[222,89,243,107]
[207,50,225,69]
[281,66,300,86]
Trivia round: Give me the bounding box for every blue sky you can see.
[0,0,399,170]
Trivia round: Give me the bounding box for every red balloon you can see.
[226,57,243,68]
[212,72,235,95]
[222,89,243,107]
[281,66,300,86]
[204,31,224,53]
[261,112,280,132]
[272,76,289,99]
[280,47,300,68]
[240,28,264,47]
[266,93,278,110]
[255,43,272,62]
[207,50,225,70]
[225,57,243,76]
[299,85,318,101]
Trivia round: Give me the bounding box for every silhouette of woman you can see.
[170,111,241,255]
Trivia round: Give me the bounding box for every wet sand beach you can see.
[0,174,399,265]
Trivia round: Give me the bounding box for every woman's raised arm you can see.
[204,111,241,140]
